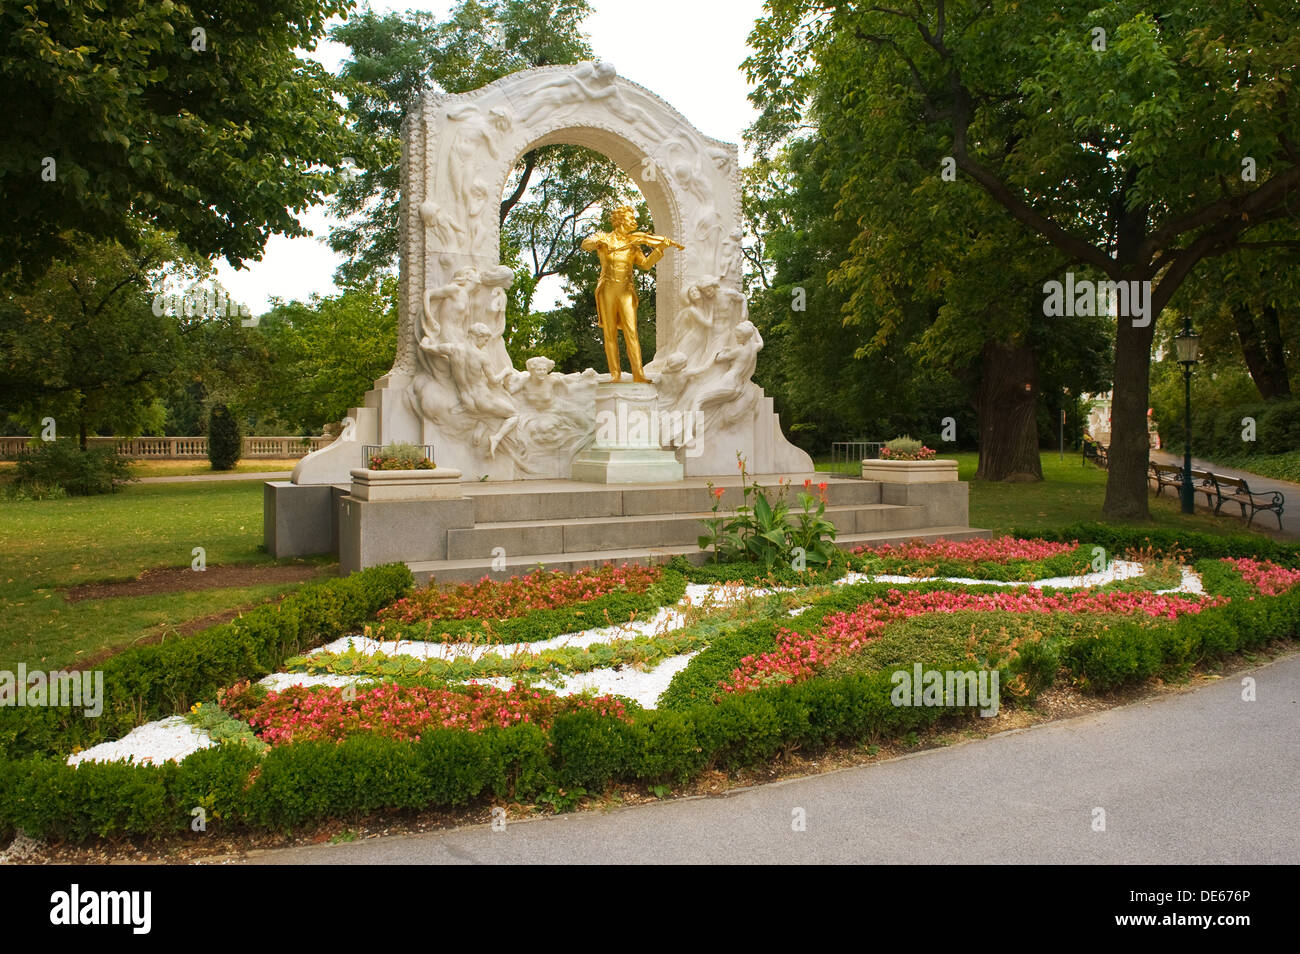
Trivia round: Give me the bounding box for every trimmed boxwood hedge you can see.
[1017,523,1300,567]
[2,548,1298,843]
[0,563,413,761]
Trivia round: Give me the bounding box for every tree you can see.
[1176,241,1297,401]
[207,403,241,470]
[1,0,357,282]
[748,1,1300,518]
[249,279,399,432]
[0,224,195,447]
[327,0,599,284]
[742,46,1109,476]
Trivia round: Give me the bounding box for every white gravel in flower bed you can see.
[466,651,700,710]
[257,672,372,692]
[844,559,1197,592]
[67,716,213,767]
[309,582,774,664]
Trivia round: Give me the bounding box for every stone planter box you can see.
[861,459,958,484]
[349,467,463,501]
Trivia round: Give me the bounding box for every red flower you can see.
[817,481,827,493]
[713,487,725,499]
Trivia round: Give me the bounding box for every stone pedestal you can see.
[570,381,684,483]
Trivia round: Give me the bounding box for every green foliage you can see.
[375,442,430,466]
[1,0,357,280]
[1018,523,1300,568]
[0,563,414,761]
[885,436,923,458]
[0,226,192,441]
[206,404,241,470]
[659,621,779,711]
[184,702,267,755]
[249,279,398,431]
[698,463,838,570]
[14,439,134,496]
[745,0,1300,514]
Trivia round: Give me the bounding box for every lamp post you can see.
[1174,317,1202,514]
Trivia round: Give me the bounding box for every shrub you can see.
[14,439,134,495]
[0,563,414,760]
[881,435,937,460]
[207,403,241,470]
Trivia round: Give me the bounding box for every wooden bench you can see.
[1082,441,1108,468]
[1209,474,1286,529]
[1148,463,1217,508]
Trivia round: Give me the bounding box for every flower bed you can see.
[853,536,1087,581]
[225,681,628,745]
[381,564,661,624]
[5,533,1300,843]
[723,586,1225,693]
[1222,558,1300,596]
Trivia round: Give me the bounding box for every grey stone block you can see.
[446,524,565,561]
[470,490,623,522]
[338,496,475,575]
[880,482,969,527]
[264,481,339,558]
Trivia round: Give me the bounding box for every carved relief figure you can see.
[668,280,718,369]
[444,104,511,222]
[517,62,668,142]
[420,321,518,455]
[505,356,597,448]
[422,267,480,342]
[694,320,763,428]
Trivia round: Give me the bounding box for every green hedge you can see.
[1017,523,1300,567]
[1161,397,1300,459]
[380,568,687,643]
[0,563,413,760]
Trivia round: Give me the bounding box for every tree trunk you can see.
[1102,316,1156,520]
[1234,303,1292,400]
[974,339,1043,481]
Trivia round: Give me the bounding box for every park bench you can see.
[1082,441,1108,468]
[1208,474,1286,529]
[1147,463,1218,508]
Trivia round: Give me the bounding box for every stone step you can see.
[444,503,929,559]
[463,477,883,523]
[410,525,990,584]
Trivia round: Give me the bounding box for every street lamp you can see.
[1174,317,1202,514]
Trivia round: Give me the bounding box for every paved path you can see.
[243,652,1300,865]
[1149,450,1297,536]
[135,471,291,484]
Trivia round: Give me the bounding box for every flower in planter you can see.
[368,441,435,471]
[880,436,937,461]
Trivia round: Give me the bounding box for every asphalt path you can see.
[244,653,1300,865]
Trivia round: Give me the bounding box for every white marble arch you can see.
[292,62,811,484]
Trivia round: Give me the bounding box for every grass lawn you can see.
[0,458,298,479]
[0,480,330,671]
[126,458,300,477]
[816,450,1280,537]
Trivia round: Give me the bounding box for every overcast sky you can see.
[213,0,768,314]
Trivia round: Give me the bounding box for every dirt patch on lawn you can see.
[63,563,326,603]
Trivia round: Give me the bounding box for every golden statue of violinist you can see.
[580,204,684,383]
